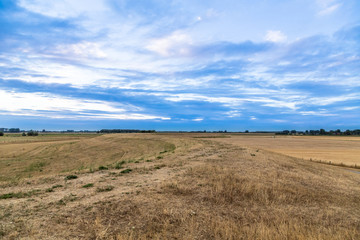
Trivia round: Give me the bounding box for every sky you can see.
[0,0,360,131]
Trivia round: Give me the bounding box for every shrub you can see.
[27,131,38,136]
[0,132,3,136]
[82,183,94,188]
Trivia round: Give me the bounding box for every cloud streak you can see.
[0,0,359,130]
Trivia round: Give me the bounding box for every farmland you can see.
[0,133,359,239]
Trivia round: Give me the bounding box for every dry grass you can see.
[211,134,360,167]
[0,134,359,239]
[0,133,175,182]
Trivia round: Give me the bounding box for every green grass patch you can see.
[0,189,41,199]
[65,175,78,180]
[98,166,108,170]
[115,160,126,169]
[120,168,132,174]
[82,183,94,188]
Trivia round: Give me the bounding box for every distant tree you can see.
[42,129,46,132]
[22,132,26,136]
[245,130,249,133]
[27,130,38,136]
[0,132,3,136]
[319,129,326,135]
[345,130,351,135]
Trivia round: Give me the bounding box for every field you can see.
[0,133,359,239]
[211,134,360,167]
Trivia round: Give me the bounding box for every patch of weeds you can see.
[65,175,78,180]
[57,199,66,206]
[134,160,140,163]
[157,156,163,159]
[45,188,54,193]
[250,153,256,157]
[115,160,126,169]
[160,150,167,154]
[127,159,135,163]
[146,160,152,162]
[120,168,132,174]
[96,185,114,192]
[154,164,166,170]
[26,161,47,172]
[0,189,41,200]
[52,184,63,189]
[98,166,108,170]
[58,193,77,205]
[82,183,94,188]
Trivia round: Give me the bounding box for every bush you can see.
[27,131,38,136]
[0,132,3,136]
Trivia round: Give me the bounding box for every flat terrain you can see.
[0,133,359,239]
[211,134,360,167]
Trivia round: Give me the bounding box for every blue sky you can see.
[0,0,359,131]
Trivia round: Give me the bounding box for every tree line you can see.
[277,129,360,135]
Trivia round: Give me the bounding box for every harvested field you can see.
[0,133,359,239]
[210,134,360,168]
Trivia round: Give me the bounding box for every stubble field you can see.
[0,133,359,239]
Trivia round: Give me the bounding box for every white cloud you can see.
[18,0,109,19]
[53,42,107,59]
[192,118,204,121]
[146,31,193,57]
[265,30,287,43]
[0,90,169,120]
[318,3,341,16]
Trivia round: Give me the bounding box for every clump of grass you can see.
[26,161,47,172]
[115,161,126,169]
[98,166,108,170]
[0,189,41,199]
[82,183,94,188]
[134,160,140,163]
[45,188,54,193]
[96,185,114,192]
[146,160,152,162]
[250,153,256,156]
[154,164,166,170]
[157,156,163,159]
[65,175,78,180]
[52,184,63,189]
[120,168,132,174]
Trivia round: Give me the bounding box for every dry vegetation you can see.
[0,133,359,239]
[211,134,360,168]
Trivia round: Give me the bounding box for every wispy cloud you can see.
[265,30,287,43]
[0,0,359,130]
